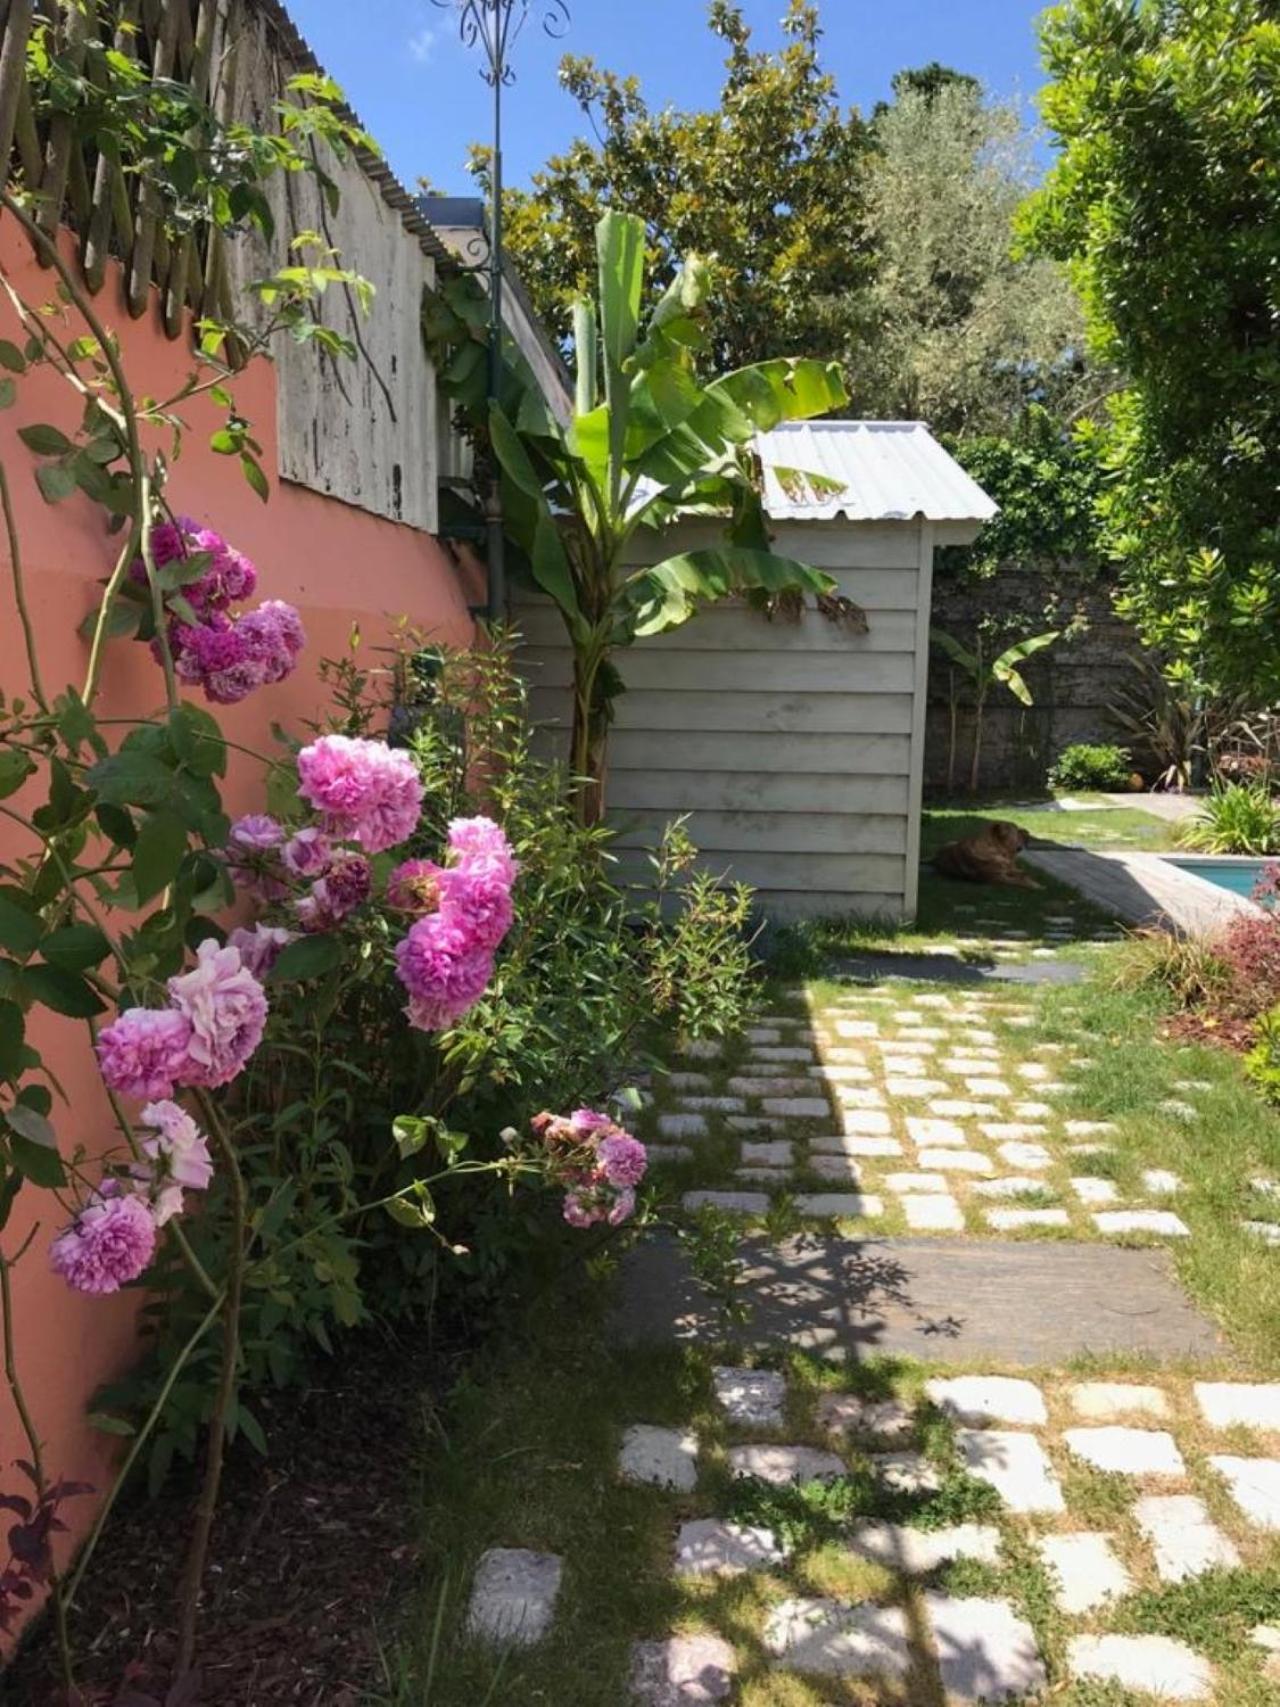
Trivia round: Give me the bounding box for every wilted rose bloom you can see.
[227,923,295,979]
[295,851,372,932]
[135,518,258,616]
[296,734,424,854]
[96,1007,194,1100]
[49,1184,157,1295]
[226,814,287,901]
[139,1099,213,1204]
[385,858,446,915]
[281,827,332,880]
[169,601,304,705]
[167,938,268,1088]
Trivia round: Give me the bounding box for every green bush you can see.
[1179,783,1280,856]
[1246,1007,1280,1106]
[1048,742,1132,791]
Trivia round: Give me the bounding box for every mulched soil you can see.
[7,1325,452,1706]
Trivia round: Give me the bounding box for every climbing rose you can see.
[172,601,304,705]
[295,851,372,932]
[226,814,287,900]
[281,827,332,880]
[447,816,518,887]
[386,858,446,915]
[136,517,257,615]
[395,913,493,1032]
[296,735,424,854]
[140,1100,214,1191]
[227,923,294,979]
[441,861,515,953]
[532,1108,647,1229]
[166,938,268,1088]
[96,1007,193,1100]
[597,1134,648,1189]
[49,1186,157,1296]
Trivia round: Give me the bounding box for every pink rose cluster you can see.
[392,817,518,1033]
[531,1107,648,1229]
[136,517,304,705]
[49,1101,215,1296]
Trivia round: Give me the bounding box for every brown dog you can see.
[933,820,1040,889]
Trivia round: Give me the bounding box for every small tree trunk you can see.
[970,685,987,796]
[946,668,958,796]
[570,648,608,827]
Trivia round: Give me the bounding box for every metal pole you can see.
[485,60,505,624]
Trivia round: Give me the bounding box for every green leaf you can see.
[241,452,269,501]
[0,339,27,373]
[132,810,189,905]
[36,462,77,504]
[18,423,72,455]
[392,1114,430,1159]
[595,210,645,373]
[39,924,112,973]
[94,803,136,848]
[87,1412,137,1437]
[0,750,34,801]
[4,1104,64,1187]
[267,933,345,983]
[0,379,15,410]
[631,547,835,637]
[0,893,42,957]
[21,965,105,1018]
[0,1001,24,1080]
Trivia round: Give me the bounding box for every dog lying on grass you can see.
[932,820,1041,889]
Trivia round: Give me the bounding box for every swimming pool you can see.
[1160,855,1272,902]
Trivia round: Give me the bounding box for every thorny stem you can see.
[0,462,48,714]
[175,1090,246,1675]
[0,1245,75,1693]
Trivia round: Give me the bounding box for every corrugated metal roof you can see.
[756,421,997,523]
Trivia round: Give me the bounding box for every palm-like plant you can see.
[931,624,1060,794]
[428,210,848,822]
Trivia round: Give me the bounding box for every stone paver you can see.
[660,1114,708,1139]
[903,1193,966,1231]
[1064,1426,1186,1477]
[1038,1531,1130,1614]
[816,1393,914,1441]
[467,1548,563,1646]
[674,1519,788,1576]
[1209,1456,1280,1529]
[1071,1176,1119,1205]
[1069,1382,1170,1420]
[740,1140,793,1169]
[956,1429,1065,1513]
[762,1097,830,1119]
[763,1598,912,1682]
[925,1595,1047,1703]
[1094,1209,1191,1238]
[682,1191,768,1215]
[849,1521,1000,1574]
[841,1108,892,1134]
[871,1451,942,1493]
[986,1208,1070,1230]
[971,1176,1051,1199]
[712,1367,785,1428]
[1069,1634,1214,1700]
[793,1192,883,1219]
[1196,1382,1280,1431]
[620,1425,699,1492]
[918,1148,995,1175]
[727,1444,845,1486]
[884,1171,950,1193]
[630,1636,735,1705]
[1134,1494,1241,1581]
[926,1375,1047,1428]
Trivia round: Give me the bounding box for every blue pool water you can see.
[1169,858,1270,900]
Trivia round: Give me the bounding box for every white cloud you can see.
[408,26,436,63]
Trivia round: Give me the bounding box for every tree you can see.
[491,1,873,370]
[424,211,848,824]
[1023,0,1280,701]
[848,79,1092,434]
[932,625,1061,793]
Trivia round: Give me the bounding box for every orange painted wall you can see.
[0,222,476,1624]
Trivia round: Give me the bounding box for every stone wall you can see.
[925,564,1142,795]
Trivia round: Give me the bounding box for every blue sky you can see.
[287,0,1054,197]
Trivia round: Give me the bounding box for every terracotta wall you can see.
[0,222,476,1621]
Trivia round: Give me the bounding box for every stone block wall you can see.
[925,564,1142,796]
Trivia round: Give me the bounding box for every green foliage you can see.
[1048,743,1132,792]
[426,207,846,821]
[1245,1007,1280,1107]
[491,1,873,368]
[1024,0,1280,699]
[932,622,1060,793]
[1179,783,1280,856]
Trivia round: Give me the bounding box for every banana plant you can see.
[931,625,1060,795]
[425,210,848,823]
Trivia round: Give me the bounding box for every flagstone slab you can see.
[793,1192,883,1220]
[884,1172,950,1194]
[682,1191,769,1215]
[918,1149,994,1175]
[763,1097,831,1120]
[660,1114,709,1139]
[816,1393,914,1442]
[1066,1119,1117,1136]
[1195,1382,1280,1431]
[753,1046,815,1063]
[620,1426,699,1493]
[467,1548,563,1646]
[810,1154,865,1183]
[812,1134,903,1158]
[957,1429,1065,1513]
[1069,1382,1170,1420]
[1071,1176,1119,1205]
[929,1099,998,1118]
[886,1078,950,1099]
[763,1598,913,1681]
[871,1451,942,1493]
[972,1177,1052,1199]
[677,1096,745,1113]
[1208,1456,1280,1529]
[630,1635,736,1704]
[842,1109,893,1135]
[675,1519,789,1577]
[966,1078,1011,1097]
[981,1123,1048,1141]
[926,1375,1047,1428]
[713,1367,785,1427]
[833,1083,882,1103]
[1038,1532,1130,1614]
[1064,1426,1186,1477]
[728,1077,814,1098]
[1134,1494,1241,1581]
[925,1595,1048,1703]
[996,1142,1053,1171]
[1094,1210,1191,1238]
[728,1444,846,1486]
[903,1195,966,1231]
[906,1117,967,1146]
[1069,1634,1214,1700]
[986,1208,1070,1231]
[1143,1169,1184,1194]
[849,1521,1000,1574]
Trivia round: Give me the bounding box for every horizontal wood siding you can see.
[517,519,927,918]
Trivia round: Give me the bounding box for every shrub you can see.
[1245,1007,1280,1106]
[1110,930,1234,1010]
[1215,913,1280,1018]
[1048,742,1132,791]
[1179,783,1280,855]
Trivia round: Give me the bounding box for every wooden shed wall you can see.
[516,518,935,921]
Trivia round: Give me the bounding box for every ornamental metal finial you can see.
[433,0,571,85]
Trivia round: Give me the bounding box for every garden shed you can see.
[518,420,996,921]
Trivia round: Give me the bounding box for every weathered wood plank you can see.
[515,603,917,654]
[604,730,911,776]
[608,771,910,815]
[524,649,915,695]
[611,810,908,856]
[611,846,907,895]
[529,687,916,737]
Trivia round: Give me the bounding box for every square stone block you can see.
[924,1594,1048,1703]
[629,1634,735,1705]
[1038,1532,1130,1614]
[871,1451,941,1493]
[1134,1494,1241,1581]
[903,1194,966,1231]
[1069,1382,1169,1421]
[763,1598,912,1681]
[467,1548,563,1646]
[926,1375,1047,1427]
[816,1393,914,1442]
[996,1141,1053,1170]
[907,1116,966,1146]
[1068,1634,1214,1700]
[886,1077,950,1099]
[1093,1210,1191,1238]
[1195,1383,1280,1432]
[842,1108,892,1136]
[810,1153,863,1183]
[1072,1177,1119,1205]
[728,1443,845,1486]
[741,1140,794,1169]
[712,1367,785,1427]
[675,1519,788,1577]
[972,1176,1052,1199]
[966,1078,1012,1098]
[620,1425,699,1492]
[1209,1455,1280,1529]
[1063,1427,1186,1477]
[956,1429,1065,1513]
[849,1521,1000,1575]
[762,1097,830,1120]
[659,1114,708,1139]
